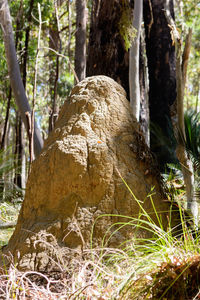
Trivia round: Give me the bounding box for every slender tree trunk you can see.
[176,33,197,220]
[0,87,11,150]
[1,122,11,202]
[164,1,197,226]
[139,30,150,146]
[19,0,34,182]
[0,0,43,158]
[75,0,87,82]
[48,12,60,133]
[67,0,72,64]
[129,0,143,121]
[22,0,35,88]
[14,112,22,188]
[14,1,25,189]
[0,87,11,200]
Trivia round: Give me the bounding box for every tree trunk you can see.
[14,1,26,189]
[129,0,143,121]
[48,12,60,133]
[87,0,176,156]
[0,0,43,158]
[0,87,11,200]
[13,116,26,192]
[22,0,35,88]
[164,1,197,226]
[86,0,131,97]
[0,87,11,150]
[75,0,87,83]
[21,123,26,191]
[139,30,150,146]
[14,112,22,189]
[143,0,177,167]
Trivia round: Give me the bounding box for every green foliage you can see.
[175,1,200,110]
[150,119,177,168]
[90,176,199,299]
[160,110,200,208]
[184,110,200,202]
[0,0,76,141]
[184,110,200,161]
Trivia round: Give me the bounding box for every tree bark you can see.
[22,0,35,88]
[129,0,143,121]
[0,0,43,158]
[0,87,11,150]
[75,0,87,83]
[143,0,177,167]
[14,0,25,188]
[14,112,22,188]
[86,0,131,97]
[48,11,60,133]
[139,30,150,146]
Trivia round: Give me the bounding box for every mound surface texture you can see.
[3,76,168,271]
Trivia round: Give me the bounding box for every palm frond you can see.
[184,110,200,162]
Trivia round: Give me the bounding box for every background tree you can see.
[143,0,177,167]
[129,0,142,122]
[0,0,43,159]
[13,0,26,190]
[48,1,61,132]
[0,0,74,200]
[86,0,132,96]
[75,0,87,82]
[87,0,177,168]
[165,0,198,225]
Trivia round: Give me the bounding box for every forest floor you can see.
[0,201,200,299]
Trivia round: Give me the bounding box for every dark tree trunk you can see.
[87,0,176,168]
[0,87,11,201]
[48,14,60,133]
[14,118,26,192]
[19,0,34,186]
[86,0,132,97]
[0,87,11,150]
[14,112,22,188]
[143,0,177,167]
[14,2,25,189]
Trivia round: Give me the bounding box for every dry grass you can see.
[1,232,200,300]
[0,247,131,300]
[1,198,200,299]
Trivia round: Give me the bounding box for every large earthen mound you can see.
[2,76,171,271]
